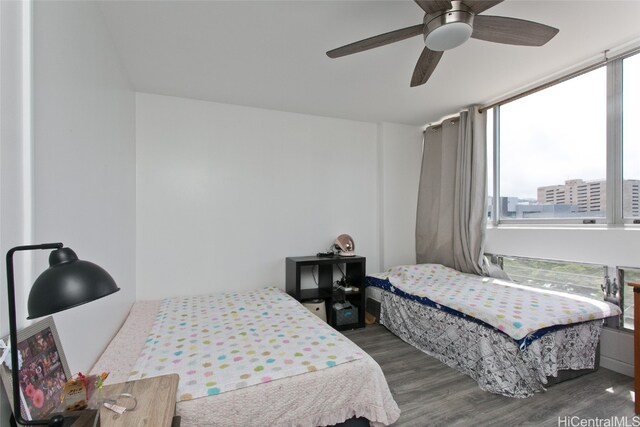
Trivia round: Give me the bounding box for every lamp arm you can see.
[6,243,64,427]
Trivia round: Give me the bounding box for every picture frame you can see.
[0,316,71,421]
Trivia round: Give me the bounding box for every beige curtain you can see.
[415,106,487,275]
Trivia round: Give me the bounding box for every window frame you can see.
[489,51,638,226]
[621,53,640,223]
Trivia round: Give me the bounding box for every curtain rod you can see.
[479,46,640,113]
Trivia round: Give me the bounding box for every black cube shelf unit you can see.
[286,255,366,331]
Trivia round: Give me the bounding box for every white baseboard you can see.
[601,355,634,378]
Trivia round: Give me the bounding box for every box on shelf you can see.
[302,299,327,322]
[333,302,358,326]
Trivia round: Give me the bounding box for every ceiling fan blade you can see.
[410,47,443,87]
[463,0,504,15]
[471,15,559,46]
[414,0,452,14]
[327,24,424,58]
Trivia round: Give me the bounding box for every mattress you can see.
[365,285,384,303]
[91,290,400,427]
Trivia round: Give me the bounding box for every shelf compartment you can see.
[299,288,333,301]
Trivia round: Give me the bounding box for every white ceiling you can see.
[99,0,640,126]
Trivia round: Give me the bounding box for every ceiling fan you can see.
[326,0,559,87]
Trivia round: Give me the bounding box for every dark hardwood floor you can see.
[343,324,636,427]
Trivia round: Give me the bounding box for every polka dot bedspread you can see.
[374,264,620,342]
[127,287,364,402]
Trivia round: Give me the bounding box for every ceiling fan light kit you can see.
[327,0,559,87]
[424,1,474,51]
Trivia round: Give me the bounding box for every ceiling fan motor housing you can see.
[424,1,474,51]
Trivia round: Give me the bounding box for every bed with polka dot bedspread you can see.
[371,264,620,343]
[127,287,364,402]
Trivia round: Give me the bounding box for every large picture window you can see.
[489,51,638,225]
[498,69,606,221]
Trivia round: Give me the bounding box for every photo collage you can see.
[17,327,67,419]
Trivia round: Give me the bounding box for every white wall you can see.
[1,1,29,335]
[1,0,32,421]
[137,93,388,299]
[378,123,423,270]
[485,226,640,376]
[1,3,135,424]
[31,0,135,376]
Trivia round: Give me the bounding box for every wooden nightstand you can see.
[98,374,180,427]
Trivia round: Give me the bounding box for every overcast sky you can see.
[489,53,639,201]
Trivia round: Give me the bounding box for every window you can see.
[494,255,630,329]
[489,51,639,224]
[496,68,606,221]
[499,256,605,301]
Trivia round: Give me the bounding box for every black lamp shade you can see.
[6,243,119,426]
[27,247,120,319]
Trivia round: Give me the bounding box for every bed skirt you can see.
[379,291,602,398]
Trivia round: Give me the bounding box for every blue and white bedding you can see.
[366,263,619,397]
[368,263,620,346]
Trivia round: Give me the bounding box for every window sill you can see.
[486,223,640,231]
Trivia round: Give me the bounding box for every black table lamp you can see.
[5,243,120,426]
